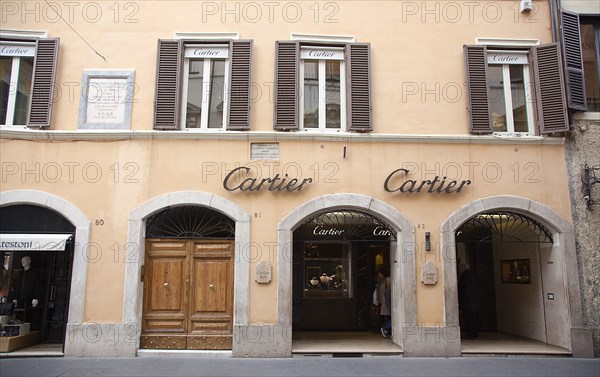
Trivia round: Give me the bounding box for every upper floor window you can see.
[300,47,345,131]
[464,42,569,135]
[561,11,599,113]
[182,45,229,130]
[153,39,252,131]
[274,41,372,132]
[1,42,34,126]
[0,37,58,128]
[580,18,599,112]
[487,51,535,135]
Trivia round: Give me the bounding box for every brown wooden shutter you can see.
[561,11,587,111]
[153,40,181,130]
[464,45,493,134]
[227,40,252,130]
[532,43,569,134]
[346,43,372,132]
[274,41,299,131]
[28,38,59,128]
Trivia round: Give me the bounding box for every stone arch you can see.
[0,190,91,352]
[123,191,250,354]
[440,195,592,356]
[277,193,416,354]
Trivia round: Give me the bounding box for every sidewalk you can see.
[0,356,598,377]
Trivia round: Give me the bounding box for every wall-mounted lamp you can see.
[425,232,431,251]
[583,164,600,209]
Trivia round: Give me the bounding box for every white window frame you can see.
[180,44,230,131]
[299,46,346,132]
[487,50,536,136]
[0,41,36,128]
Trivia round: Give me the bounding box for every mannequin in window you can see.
[11,256,41,326]
[0,254,9,298]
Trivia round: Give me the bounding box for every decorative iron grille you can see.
[297,209,396,241]
[456,211,553,244]
[145,206,235,239]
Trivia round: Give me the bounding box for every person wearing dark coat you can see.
[458,263,479,338]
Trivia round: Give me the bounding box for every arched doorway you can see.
[292,210,394,332]
[0,204,75,352]
[454,211,564,346]
[277,194,416,355]
[139,205,236,350]
[440,196,593,356]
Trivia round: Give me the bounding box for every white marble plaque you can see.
[421,261,438,285]
[78,70,135,130]
[251,143,279,160]
[255,261,272,284]
[85,78,127,123]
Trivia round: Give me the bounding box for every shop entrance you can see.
[292,210,395,346]
[140,206,235,351]
[455,211,570,352]
[0,205,75,353]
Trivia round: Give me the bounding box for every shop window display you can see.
[303,242,351,299]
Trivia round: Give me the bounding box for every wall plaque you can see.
[251,143,279,160]
[255,261,272,284]
[421,261,438,285]
[78,70,135,129]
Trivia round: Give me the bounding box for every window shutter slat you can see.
[533,43,569,134]
[274,41,299,131]
[227,40,252,131]
[28,38,59,128]
[464,45,492,134]
[561,11,587,111]
[153,40,181,130]
[347,43,372,132]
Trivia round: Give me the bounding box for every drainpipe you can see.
[549,0,561,43]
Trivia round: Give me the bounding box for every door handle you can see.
[163,283,169,288]
[209,284,215,290]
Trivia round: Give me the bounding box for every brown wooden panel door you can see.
[140,239,234,350]
[188,241,234,350]
[140,239,189,349]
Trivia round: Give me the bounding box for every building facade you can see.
[0,1,595,357]
[558,0,600,357]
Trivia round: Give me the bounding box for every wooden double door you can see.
[140,239,234,350]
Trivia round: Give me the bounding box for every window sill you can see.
[0,129,565,145]
[573,112,600,121]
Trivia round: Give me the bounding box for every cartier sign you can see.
[223,166,313,192]
[384,168,471,194]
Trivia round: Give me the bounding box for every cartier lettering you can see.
[308,50,335,58]
[313,226,345,236]
[194,48,219,56]
[384,168,471,193]
[223,166,313,192]
[492,54,518,62]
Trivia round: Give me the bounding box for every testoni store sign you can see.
[384,168,472,194]
[0,234,72,251]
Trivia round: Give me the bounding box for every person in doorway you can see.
[377,265,392,338]
[458,263,479,339]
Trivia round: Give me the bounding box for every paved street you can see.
[0,357,598,377]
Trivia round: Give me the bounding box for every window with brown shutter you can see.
[153,39,252,131]
[532,43,569,134]
[464,45,493,134]
[0,37,58,128]
[274,41,372,132]
[464,43,569,136]
[561,11,587,111]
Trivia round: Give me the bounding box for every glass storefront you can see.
[292,210,393,331]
